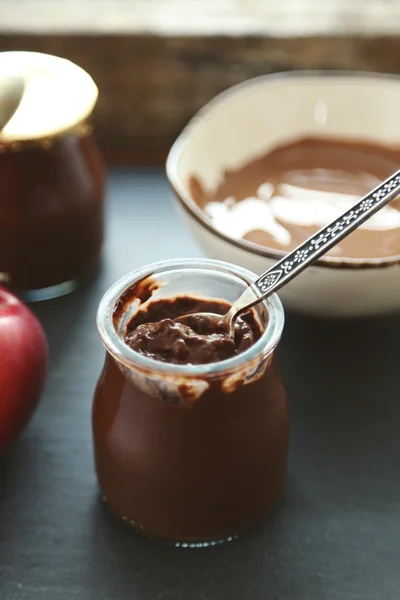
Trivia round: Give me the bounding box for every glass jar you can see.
[92,259,288,547]
[0,51,106,300]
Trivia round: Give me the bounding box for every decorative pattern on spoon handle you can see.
[251,169,400,299]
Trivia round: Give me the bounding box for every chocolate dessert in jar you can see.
[0,51,105,300]
[92,258,288,546]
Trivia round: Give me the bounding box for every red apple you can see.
[0,286,48,453]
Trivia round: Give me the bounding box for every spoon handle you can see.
[232,169,400,313]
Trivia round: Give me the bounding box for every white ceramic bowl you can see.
[166,72,400,318]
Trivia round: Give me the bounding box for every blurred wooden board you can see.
[1,0,400,164]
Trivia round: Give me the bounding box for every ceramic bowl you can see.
[166,72,400,318]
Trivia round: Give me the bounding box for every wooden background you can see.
[1,0,400,163]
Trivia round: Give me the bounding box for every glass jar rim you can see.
[97,258,285,376]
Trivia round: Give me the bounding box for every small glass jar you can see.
[92,259,288,547]
[0,51,106,300]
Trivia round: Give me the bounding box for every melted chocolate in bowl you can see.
[190,137,400,259]
[123,296,261,365]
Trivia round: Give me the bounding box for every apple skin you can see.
[0,286,48,454]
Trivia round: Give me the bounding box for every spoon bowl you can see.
[175,310,233,336]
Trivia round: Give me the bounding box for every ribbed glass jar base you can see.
[102,496,241,548]
[20,279,79,302]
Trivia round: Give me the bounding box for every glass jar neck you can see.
[0,119,93,152]
[97,259,285,403]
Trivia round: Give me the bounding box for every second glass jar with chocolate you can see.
[0,51,106,300]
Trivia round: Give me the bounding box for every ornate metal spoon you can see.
[177,168,400,334]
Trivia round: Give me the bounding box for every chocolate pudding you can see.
[93,269,288,544]
[123,296,261,365]
[0,133,105,295]
[190,137,400,259]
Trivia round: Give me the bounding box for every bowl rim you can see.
[166,69,400,270]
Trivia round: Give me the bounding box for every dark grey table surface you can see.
[1,169,400,600]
